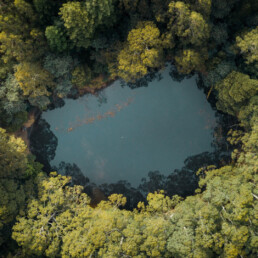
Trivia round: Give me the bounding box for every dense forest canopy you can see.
[0,0,257,257]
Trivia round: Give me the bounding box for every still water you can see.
[42,66,217,187]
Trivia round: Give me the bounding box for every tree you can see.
[215,71,258,117]
[175,49,207,74]
[12,181,174,257]
[45,25,71,53]
[33,0,59,25]
[0,0,46,64]
[167,125,257,257]
[59,0,116,48]
[210,22,228,46]
[14,62,55,108]
[117,21,164,82]
[236,27,258,65]
[188,0,212,17]
[211,0,239,19]
[167,1,191,41]
[0,74,28,131]
[0,29,45,63]
[71,65,92,89]
[44,54,74,97]
[201,60,236,88]
[12,172,91,257]
[188,11,209,46]
[238,96,258,128]
[166,1,209,48]
[119,0,152,20]
[0,128,40,247]
[150,0,170,22]
[0,74,27,116]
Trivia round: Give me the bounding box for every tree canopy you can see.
[59,0,116,49]
[117,21,163,82]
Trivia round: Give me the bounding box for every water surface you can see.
[42,66,217,187]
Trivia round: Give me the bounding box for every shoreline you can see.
[13,108,41,152]
[14,67,220,154]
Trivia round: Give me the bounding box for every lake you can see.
[42,66,217,187]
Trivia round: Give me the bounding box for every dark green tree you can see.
[59,0,116,49]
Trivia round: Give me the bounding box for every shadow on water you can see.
[46,108,235,210]
[168,64,194,82]
[121,63,193,90]
[30,118,58,172]
[121,69,163,89]
[51,146,232,210]
[52,161,90,186]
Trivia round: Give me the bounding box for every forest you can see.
[0,0,257,257]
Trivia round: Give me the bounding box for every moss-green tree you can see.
[0,74,28,131]
[71,65,92,89]
[0,0,46,67]
[166,1,209,47]
[59,0,116,49]
[45,24,72,53]
[167,123,257,257]
[14,62,55,108]
[215,71,258,117]
[117,21,164,82]
[236,27,258,65]
[44,54,74,98]
[175,49,207,74]
[0,128,40,247]
[0,74,27,117]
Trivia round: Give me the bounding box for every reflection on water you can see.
[62,96,135,132]
[40,65,219,190]
[30,119,58,171]
[48,149,231,209]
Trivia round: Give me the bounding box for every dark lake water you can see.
[41,66,217,188]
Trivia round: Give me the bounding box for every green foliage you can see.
[0,0,46,65]
[138,190,182,213]
[33,0,59,25]
[167,1,210,47]
[202,60,236,88]
[117,21,164,82]
[44,54,74,97]
[0,111,28,133]
[72,65,92,89]
[12,172,90,256]
[211,23,229,46]
[236,27,258,65]
[0,29,45,63]
[150,0,170,22]
[0,129,28,178]
[175,49,207,74]
[215,71,258,118]
[12,183,174,257]
[238,96,258,128]
[59,0,116,48]
[167,122,258,257]
[119,0,152,20]
[211,0,239,19]
[0,74,27,116]
[14,62,55,108]
[0,128,39,247]
[45,25,71,53]
[190,0,212,17]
